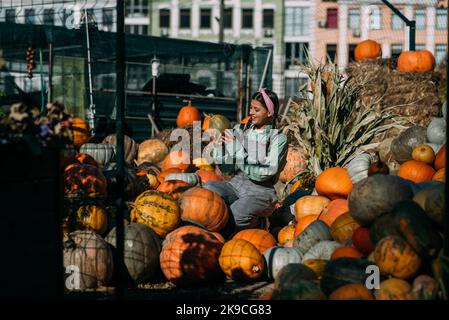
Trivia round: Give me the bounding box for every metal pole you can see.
[380,0,415,51]
[217,0,225,95]
[48,42,52,102]
[409,20,416,51]
[115,0,125,301]
[258,48,272,89]
[84,9,96,134]
[39,49,45,112]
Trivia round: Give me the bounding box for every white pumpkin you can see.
[165,173,200,186]
[80,143,116,167]
[302,240,342,261]
[345,153,375,184]
[427,117,446,145]
[293,220,332,254]
[263,246,304,280]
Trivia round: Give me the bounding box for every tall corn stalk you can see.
[282,57,403,178]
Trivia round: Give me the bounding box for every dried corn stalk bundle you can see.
[282,58,404,178]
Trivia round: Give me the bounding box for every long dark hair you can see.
[251,88,280,128]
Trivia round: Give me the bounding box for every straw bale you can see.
[346,58,441,141]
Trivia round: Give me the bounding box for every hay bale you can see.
[346,58,441,141]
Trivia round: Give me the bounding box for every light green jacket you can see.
[212,124,288,182]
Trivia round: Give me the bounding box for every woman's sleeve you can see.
[234,132,288,182]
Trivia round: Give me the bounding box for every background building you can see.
[1,0,447,100]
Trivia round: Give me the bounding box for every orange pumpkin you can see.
[315,167,352,200]
[397,50,435,73]
[432,168,445,182]
[157,180,190,199]
[233,229,277,254]
[329,283,374,300]
[71,118,91,148]
[294,214,319,237]
[64,163,107,198]
[411,144,435,165]
[294,195,330,220]
[157,167,183,183]
[279,146,308,183]
[319,198,349,227]
[61,152,99,170]
[354,39,382,62]
[161,150,191,172]
[397,160,436,183]
[160,225,224,285]
[196,169,224,184]
[375,278,412,300]
[218,239,265,281]
[211,232,226,244]
[434,144,446,170]
[330,213,360,244]
[179,187,229,232]
[374,236,421,279]
[330,246,363,260]
[277,224,296,245]
[241,116,251,124]
[176,105,201,128]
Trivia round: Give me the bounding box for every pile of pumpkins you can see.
[354,39,436,73]
[61,102,446,300]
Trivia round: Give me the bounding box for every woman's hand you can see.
[222,129,235,144]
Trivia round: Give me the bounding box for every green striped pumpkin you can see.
[131,190,180,237]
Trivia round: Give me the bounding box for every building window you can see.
[348,8,360,34]
[242,9,253,29]
[285,77,308,99]
[436,8,447,30]
[326,44,337,63]
[263,9,274,28]
[435,44,447,65]
[200,9,211,29]
[141,25,148,35]
[285,43,309,69]
[416,44,426,50]
[391,11,404,30]
[126,0,149,16]
[25,9,35,24]
[180,9,191,29]
[223,8,233,29]
[125,25,132,34]
[44,9,54,25]
[391,44,402,59]
[285,7,310,36]
[103,9,113,31]
[369,6,381,30]
[159,9,170,28]
[348,44,357,62]
[414,8,426,30]
[326,8,338,28]
[5,9,15,23]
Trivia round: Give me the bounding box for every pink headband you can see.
[258,88,275,116]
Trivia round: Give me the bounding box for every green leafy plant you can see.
[282,57,405,179]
